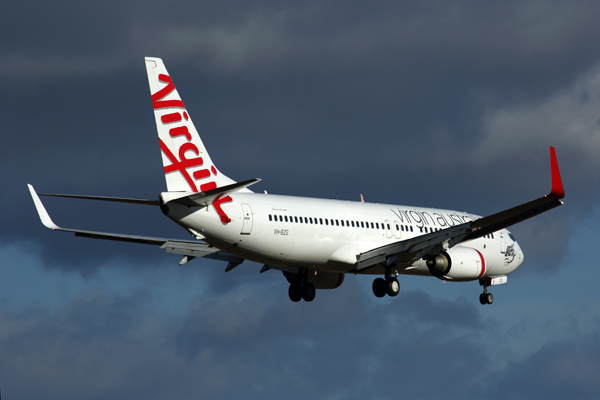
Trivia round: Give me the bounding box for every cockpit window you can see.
[508,233,516,241]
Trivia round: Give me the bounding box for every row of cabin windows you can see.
[267,214,496,239]
[268,214,415,233]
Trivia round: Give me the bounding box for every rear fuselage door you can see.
[241,203,253,235]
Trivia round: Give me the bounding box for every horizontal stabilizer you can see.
[39,193,160,206]
[166,178,261,207]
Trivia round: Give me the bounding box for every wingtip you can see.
[27,184,61,230]
[548,146,565,199]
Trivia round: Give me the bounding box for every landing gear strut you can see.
[479,284,494,305]
[372,269,400,298]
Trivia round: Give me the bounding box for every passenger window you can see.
[320,218,323,225]
[410,226,413,232]
[325,219,329,225]
[279,215,283,222]
[336,220,339,226]
[309,217,313,224]
[360,222,364,228]
[396,224,399,231]
[351,221,355,227]
[285,216,288,222]
[269,215,272,221]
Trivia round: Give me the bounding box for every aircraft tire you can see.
[479,293,487,305]
[386,278,400,297]
[372,278,387,298]
[485,293,494,305]
[302,282,316,302]
[289,283,302,302]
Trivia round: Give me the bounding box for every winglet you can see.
[548,146,565,199]
[27,184,60,230]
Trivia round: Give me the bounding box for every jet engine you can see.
[426,246,486,281]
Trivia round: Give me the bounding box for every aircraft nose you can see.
[514,240,524,265]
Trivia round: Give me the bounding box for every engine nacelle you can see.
[284,271,345,289]
[307,271,345,289]
[426,246,486,281]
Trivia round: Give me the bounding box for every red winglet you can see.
[548,146,565,199]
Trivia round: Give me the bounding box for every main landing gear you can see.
[479,284,494,305]
[288,281,316,302]
[372,270,400,298]
[284,271,315,302]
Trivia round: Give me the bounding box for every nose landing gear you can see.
[479,284,494,305]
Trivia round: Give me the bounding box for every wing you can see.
[27,184,243,265]
[356,147,565,271]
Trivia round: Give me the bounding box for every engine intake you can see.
[426,253,451,276]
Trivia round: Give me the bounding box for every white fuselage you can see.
[164,192,523,280]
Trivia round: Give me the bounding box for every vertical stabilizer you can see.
[145,57,236,193]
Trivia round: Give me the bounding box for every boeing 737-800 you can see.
[28,57,565,304]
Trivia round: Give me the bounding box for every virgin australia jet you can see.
[28,57,565,304]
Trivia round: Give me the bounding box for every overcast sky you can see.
[2,1,600,399]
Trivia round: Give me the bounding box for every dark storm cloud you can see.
[0,281,489,400]
[0,0,593,278]
[492,330,600,399]
[3,274,597,400]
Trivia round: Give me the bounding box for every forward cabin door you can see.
[241,203,253,235]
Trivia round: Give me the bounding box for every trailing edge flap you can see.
[165,178,261,207]
[356,147,565,271]
[27,184,243,264]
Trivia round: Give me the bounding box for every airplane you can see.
[28,57,565,305]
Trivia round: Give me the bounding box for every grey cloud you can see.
[493,331,600,399]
